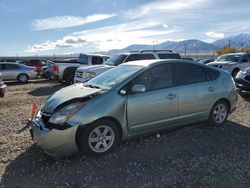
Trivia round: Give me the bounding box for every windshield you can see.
[104,54,128,66]
[86,64,143,89]
[216,54,240,62]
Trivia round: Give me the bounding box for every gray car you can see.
[0,62,38,83]
[30,59,238,157]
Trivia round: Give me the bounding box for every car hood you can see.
[42,84,101,114]
[77,64,112,72]
[208,61,235,66]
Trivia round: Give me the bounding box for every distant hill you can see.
[212,33,250,49]
[98,33,250,55]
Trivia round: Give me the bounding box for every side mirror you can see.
[131,84,146,94]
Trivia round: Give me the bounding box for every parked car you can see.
[30,59,237,157]
[0,62,38,83]
[74,50,181,83]
[235,67,250,97]
[19,59,49,75]
[0,73,7,97]
[208,53,250,78]
[198,58,214,64]
[47,54,110,85]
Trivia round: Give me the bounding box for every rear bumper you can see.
[30,112,79,158]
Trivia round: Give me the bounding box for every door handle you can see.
[167,93,176,100]
[208,86,215,92]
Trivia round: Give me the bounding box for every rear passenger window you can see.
[125,54,155,62]
[92,56,103,65]
[158,53,181,59]
[203,67,220,81]
[130,64,172,92]
[175,63,207,85]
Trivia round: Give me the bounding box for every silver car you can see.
[0,62,38,83]
[30,59,238,157]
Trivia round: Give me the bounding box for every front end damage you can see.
[30,111,79,157]
[30,84,103,157]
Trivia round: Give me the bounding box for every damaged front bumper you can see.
[30,111,79,158]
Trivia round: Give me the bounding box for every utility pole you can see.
[241,42,244,52]
[152,40,155,50]
[184,42,187,57]
[228,39,231,51]
[195,42,198,59]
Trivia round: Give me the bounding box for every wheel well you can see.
[75,117,123,151]
[231,68,240,75]
[216,98,231,112]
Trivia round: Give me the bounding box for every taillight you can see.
[53,65,59,73]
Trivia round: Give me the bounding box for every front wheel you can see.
[79,120,120,157]
[208,100,229,126]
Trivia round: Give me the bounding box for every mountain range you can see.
[103,33,250,55]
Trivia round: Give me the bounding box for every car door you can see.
[174,63,218,123]
[1,64,20,80]
[126,63,178,133]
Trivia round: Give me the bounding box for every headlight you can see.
[49,102,85,125]
[85,72,96,79]
[236,69,247,78]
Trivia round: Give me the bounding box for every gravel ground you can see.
[1,80,250,187]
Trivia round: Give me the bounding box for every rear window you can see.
[158,53,181,59]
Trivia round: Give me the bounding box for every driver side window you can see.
[129,64,173,93]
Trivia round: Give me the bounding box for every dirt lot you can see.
[1,80,250,187]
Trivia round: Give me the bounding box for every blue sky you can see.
[0,0,250,56]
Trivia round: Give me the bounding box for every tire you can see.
[208,100,229,126]
[65,74,74,85]
[79,120,120,157]
[17,74,29,83]
[231,69,240,79]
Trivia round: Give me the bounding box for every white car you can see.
[208,53,250,78]
[74,50,181,83]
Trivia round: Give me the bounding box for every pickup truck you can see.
[208,53,250,78]
[47,53,110,85]
[74,50,181,83]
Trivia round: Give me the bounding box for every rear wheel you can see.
[208,100,229,126]
[79,120,120,157]
[17,74,29,83]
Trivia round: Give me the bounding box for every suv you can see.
[74,50,181,83]
[208,53,250,78]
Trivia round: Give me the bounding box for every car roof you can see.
[221,53,244,56]
[122,59,192,67]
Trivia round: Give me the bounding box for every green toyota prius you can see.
[30,59,238,157]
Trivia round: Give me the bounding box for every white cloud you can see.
[125,0,214,19]
[162,24,168,28]
[27,20,178,52]
[32,14,116,30]
[205,31,224,38]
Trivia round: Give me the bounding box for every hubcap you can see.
[88,125,115,153]
[213,104,227,124]
[19,75,27,82]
